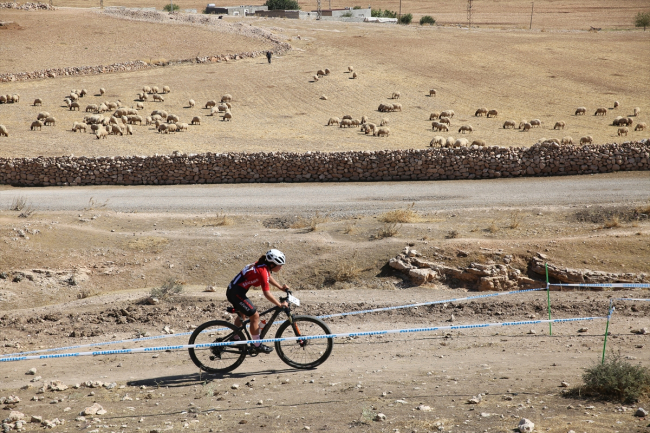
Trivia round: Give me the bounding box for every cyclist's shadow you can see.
[127,368,296,388]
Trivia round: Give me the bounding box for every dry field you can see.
[0,5,649,157]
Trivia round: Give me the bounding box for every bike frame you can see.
[233,298,294,341]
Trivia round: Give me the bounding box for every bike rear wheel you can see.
[275,316,333,369]
[188,320,247,374]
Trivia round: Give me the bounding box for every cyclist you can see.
[226,249,289,354]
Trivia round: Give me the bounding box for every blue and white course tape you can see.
[548,283,650,288]
[0,315,606,363]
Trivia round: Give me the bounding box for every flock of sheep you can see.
[0,86,240,139]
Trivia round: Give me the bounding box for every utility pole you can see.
[398,0,401,22]
[529,1,534,29]
[317,0,321,20]
[467,0,473,29]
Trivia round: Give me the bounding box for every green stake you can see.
[546,263,552,336]
[602,300,614,365]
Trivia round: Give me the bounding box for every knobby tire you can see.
[188,320,247,374]
[275,316,333,369]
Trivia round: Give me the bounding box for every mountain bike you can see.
[188,291,333,373]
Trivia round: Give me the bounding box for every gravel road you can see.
[1,172,648,214]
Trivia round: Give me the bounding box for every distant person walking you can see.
[266,51,272,64]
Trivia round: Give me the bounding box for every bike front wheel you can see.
[188,320,247,374]
[275,315,333,369]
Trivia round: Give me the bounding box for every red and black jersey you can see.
[229,263,271,292]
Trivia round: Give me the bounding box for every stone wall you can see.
[0,141,648,187]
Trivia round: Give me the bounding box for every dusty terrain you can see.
[0,7,649,157]
[1,4,649,432]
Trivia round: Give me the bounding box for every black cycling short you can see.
[226,285,257,316]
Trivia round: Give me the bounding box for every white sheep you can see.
[530,119,541,128]
[30,120,43,131]
[222,111,232,121]
[486,109,498,118]
[143,86,151,94]
[594,107,607,116]
[125,124,133,135]
[471,139,486,147]
[391,92,401,99]
[361,115,368,124]
[374,127,390,137]
[635,122,647,131]
[107,101,119,110]
[44,116,56,126]
[429,112,440,120]
[437,124,449,132]
[145,116,153,125]
[580,135,593,145]
[218,103,229,112]
[205,100,217,109]
[85,104,98,113]
[348,66,354,73]
[99,88,106,96]
[98,103,109,113]
[79,89,87,97]
[153,94,164,102]
[575,107,586,115]
[162,85,171,94]
[445,137,455,147]
[136,102,144,110]
[177,123,188,132]
[188,99,195,108]
[10,94,19,103]
[503,120,516,129]
[454,138,469,147]
[553,121,566,130]
[351,119,361,127]
[339,119,353,128]
[110,124,123,136]
[312,75,319,82]
[561,136,573,145]
[617,127,628,136]
[210,107,219,116]
[0,125,7,136]
[33,98,43,106]
[475,108,488,117]
[633,107,641,116]
[191,116,201,125]
[37,111,50,121]
[324,68,331,75]
[320,95,328,100]
[438,117,451,125]
[430,136,445,147]
[380,118,389,126]
[327,117,340,126]
[72,122,87,133]
[316,69,326,77]
[440,109,455,118]
[429,89,436,97]
[458,125,473,134]
[151,86,160,94]
[96,128,108,139]
[221,94,233,103]
[391,103,402,111]
[613,101,619,108]
[362,123,376,134]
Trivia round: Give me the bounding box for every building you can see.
[255,7,371,21]
[205,4,268,16]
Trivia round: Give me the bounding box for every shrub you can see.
[353,5,361,9]
[379,203,420,223]
[10,196,26,211]
[419,15,435,25]
[509,211,522,229]
[603,215,620,229]
[371,8,396,18]
[341,12,353,17]
[162,3,180,12]
[265,0,300,10]
[634,11,650,31]
[290,212,328,232]
[151,279,183,301]
[399,13,413,25]
[580,352,650,403]
[373,223,400,240]
[332,260,362,282]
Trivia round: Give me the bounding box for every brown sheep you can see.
[521,122,532,131]
[594,107,607,116]
[486,109,498,118]
[44,116,56,126]
[342,115,353,120]
[553,121,566,130]
[575,107,586,115]
[471,139,486,147]
[475,108,488,117]
[352,72,358,79]
[617,127,628,136]
[613,101,619,108]
[33,98,43,106]
[438,117,451,125]
[530,119,541,128]
[191,116,201,125]
[503,120,516,129]
[458,125,473,134]
[316,69,326,77]
[205,100,217,109]
[580,135,593,145]
[635,122,647,131]
[339,119,353,128]
[429,112,440,120]
[429,89,437,97]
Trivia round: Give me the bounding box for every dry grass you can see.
[487,220,500,233]
[18,206,36,218]
[603,215,621,229]
[85,196,109,210]
[446,229,459,239]
[342,222,357,234]
[636,202,650,215]
[332,259,363,283]
[202,213,234,226]
[379,203,420,223]
[290,212,328,232]
[509,211,522,229]
[10,196,26,211]
[372,223,400,240]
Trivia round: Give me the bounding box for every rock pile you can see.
[0,141,647,187]
[389,247,540,290]
[0,2,54,10]
[530,255,648,285]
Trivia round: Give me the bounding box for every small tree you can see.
[635,11,650,31]
[162,3,179,12]
[419,15,435,25]
[399,13,412,24]
[264,0,300,10]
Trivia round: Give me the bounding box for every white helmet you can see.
[265,249,286,266]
